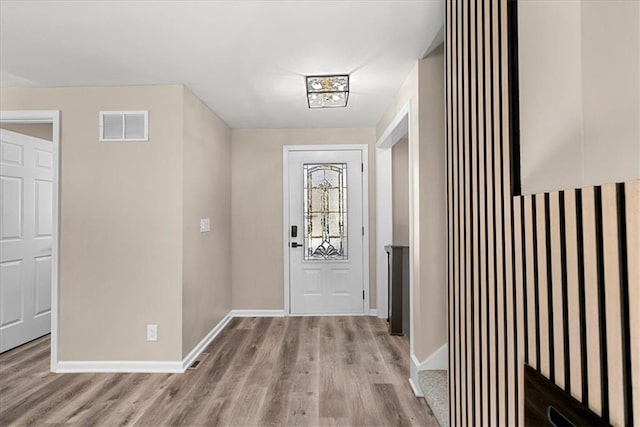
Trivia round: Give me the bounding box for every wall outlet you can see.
[200,218,211,233]
[147,324,158,341]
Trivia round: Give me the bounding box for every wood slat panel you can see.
[535,194,551,379]
[497,0,518,419]
[513,192,525,426]
[564,190,583,402]
[483,0,497,423]
[582,187,603,416]
[445,1,638,425]
[625,181,640,427]
[602,184,624,426]
[469,1,481,423]
[523,195,537,369]
[549,192,565,389]
[452,1,460,424]
[445,0,455,423]
[491,0,506,420]
[476,2,489,425]
[462,0,471,422]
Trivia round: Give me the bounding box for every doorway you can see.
[0,111,60,371]
[283,145,369,315]
[375,104,411,322]
[376,103,424,392]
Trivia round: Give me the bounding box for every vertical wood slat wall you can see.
[445,1,640,426]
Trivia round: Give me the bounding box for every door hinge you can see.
[363,290,365,300]
[362,226,364,236]
[361,162,364,172]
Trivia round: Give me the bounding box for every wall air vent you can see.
[99,111,148,142]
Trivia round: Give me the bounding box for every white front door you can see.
[0,129,53,352]
[288,149,364,314]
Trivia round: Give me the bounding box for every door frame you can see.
[375,101,412,323]
[0,110,60,372]
[282,144,369,316]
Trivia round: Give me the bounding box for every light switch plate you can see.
[200,218,211,233]
[147,324,158,341]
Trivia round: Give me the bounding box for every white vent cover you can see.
[99,111,148,142]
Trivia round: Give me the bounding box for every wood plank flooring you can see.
[0,316,437,426]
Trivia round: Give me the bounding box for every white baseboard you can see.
[233,309,374,317]
[54,311,234,374]
[53,309,391,374]
[55,360,184,373]
[230,309,285,317]
[287,312,369,316]
[413,344,448,371]
[410,356,421,397]
[409,377,424,397]
[409,344,448,397]
[181,312,233,371]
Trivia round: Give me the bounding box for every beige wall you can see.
[1,85,233,362]
[0,123,52,141]
[181,88,232,358]
[519,0,640,194]
[581,0,640,186]
[231,128,377,310]
[1,86,184,361]
[518,0,583,193]
[392,137,409,246]
[376,48,447,362]
[416,47,447,362]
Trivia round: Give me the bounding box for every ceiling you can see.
[0,1,443,129]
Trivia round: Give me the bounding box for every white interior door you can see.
[288,149,364,314]
[0,129,53,352]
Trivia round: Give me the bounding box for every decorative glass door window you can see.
[303,163,348,260]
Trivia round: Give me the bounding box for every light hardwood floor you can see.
[0,316,437,426]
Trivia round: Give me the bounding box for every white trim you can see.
[181,312,233,371]
[0,110,60,373]
[362,145,370,315]
[284,312,371,317]
[55,360,184,374]
[230,309,285,317]
[57,310,234,373]
[376,103,410,150]
[409,377,424,398]
[368,309,377,316]
[410,354,421,397]
[375,148,392,320]
[47,307,409,373]
[409,344,449,398]
[374,102,411,328]
[283,148,290,314]
[282,144,370,316]
[413,344,449,371]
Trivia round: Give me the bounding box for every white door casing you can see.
[287,148,365,315]
[0,129,53,352]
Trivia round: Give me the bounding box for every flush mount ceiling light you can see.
[306,75,349,108]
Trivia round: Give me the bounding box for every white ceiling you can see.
[0,1,443,129]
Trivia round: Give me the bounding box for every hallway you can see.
[0,316,437,426]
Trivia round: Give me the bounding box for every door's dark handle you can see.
[547,406,576,427]
[290,242,303,248]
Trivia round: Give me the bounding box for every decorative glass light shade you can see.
[306,75,349,108]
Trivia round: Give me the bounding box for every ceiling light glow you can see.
[306,75,349,108]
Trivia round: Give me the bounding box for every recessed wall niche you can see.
[517,0,640,195]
